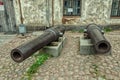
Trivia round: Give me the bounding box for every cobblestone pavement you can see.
[0,31,120,80]
[0,33,15,46]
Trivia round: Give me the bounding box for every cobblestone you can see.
[0,31,120,80]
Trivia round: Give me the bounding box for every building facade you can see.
[13,0,120,27]
[1,0,120,32]
[0,0,16,32]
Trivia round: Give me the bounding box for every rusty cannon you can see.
[11,26,65,63]
[84,24,111,54]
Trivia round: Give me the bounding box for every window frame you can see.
[111,0,120,18]
[63,0,82,17]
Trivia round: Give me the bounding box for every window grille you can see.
[111,0,120,17]
[63,0,81,16]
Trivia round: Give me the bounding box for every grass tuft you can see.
[24,53,50,80]
[104,27,112,32]
[27,53,49,74]
[91,64,107,79]
[78,29,84,33]
[71,29,84,33]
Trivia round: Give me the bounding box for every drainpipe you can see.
[46,0,50,28]
[52,0,54,27]
[18,0,23,24]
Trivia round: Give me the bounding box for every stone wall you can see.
[13,0,120,27]
[0,0,16,32]
[13,0,52,27]
[3,0,16,32]
[0,0,5,31]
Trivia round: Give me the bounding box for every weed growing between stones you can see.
[78,29,84,33]
[71,29,84,33]
[90,64,107,80]
[104,27,112,32]
[22,53,50,80]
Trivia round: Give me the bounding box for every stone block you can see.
[41,37,66,57]
[80,37,111,55]
[80,38,95,55]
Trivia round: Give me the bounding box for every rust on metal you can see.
[11,26,65,63]
[85,24,111,54]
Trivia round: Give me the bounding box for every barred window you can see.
[63,0,81,16]
[111,0,120,17]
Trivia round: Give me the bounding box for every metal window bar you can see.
[63,0,81,16]
[118,0,120,16]
[75,0,81,16]
[111,0,120,17]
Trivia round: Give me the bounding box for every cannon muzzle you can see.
[11,26,65,63]
[86,24,111,54]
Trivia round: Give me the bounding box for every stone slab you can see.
[80,37,111,55]
[0,34,16,46]
[40,37,66,57]
[80,38,95,55]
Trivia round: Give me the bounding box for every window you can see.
[111,0,120,17]
[63,0,81,16]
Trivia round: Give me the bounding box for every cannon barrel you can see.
[11,26,65,63]
[86,24,111,54]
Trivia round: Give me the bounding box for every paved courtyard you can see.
[0,31,120,80]
[0,33,15,46]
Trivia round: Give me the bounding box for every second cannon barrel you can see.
[86,24,111,54]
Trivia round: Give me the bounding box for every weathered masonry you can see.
[0,0,16,32]
[1,0,120,32]
[13,0,120,27]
